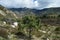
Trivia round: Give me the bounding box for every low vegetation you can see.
[0,5,60,40]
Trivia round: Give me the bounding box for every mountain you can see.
[9,7,60,15]
[9,8,40,15]
[40,7,60,15]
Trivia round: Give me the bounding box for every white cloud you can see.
[0,0,60,9]
[36,0,60,9]
[0,0,38,8]
[34,1,39,7]
[46,0,60,8]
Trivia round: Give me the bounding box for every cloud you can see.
[36,0,60,9]
[0,0,60,9]
[46,0,60,8]
[0,0,39,8]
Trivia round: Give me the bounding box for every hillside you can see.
[0,5,60,40]
[0,5,19,39]
[9,7,60,26]
[8,7,60,40]
[9,7,60,15]
[0,5,18,19]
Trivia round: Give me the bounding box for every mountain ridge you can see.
[9,7,60,15]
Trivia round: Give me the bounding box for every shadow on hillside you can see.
[15,32,29,40]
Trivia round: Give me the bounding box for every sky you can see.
[0,0,60,9]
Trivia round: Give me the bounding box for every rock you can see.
[0,27,9,38]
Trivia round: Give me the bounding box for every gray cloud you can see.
[0,0,60,9]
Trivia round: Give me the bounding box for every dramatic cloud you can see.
[0,0,60,9]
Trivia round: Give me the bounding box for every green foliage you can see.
[17,14,42,39]
[58,15,60,17]
[0,37,6,40]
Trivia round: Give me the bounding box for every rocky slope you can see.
[0,5,60,40]
[0,5,19,39]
